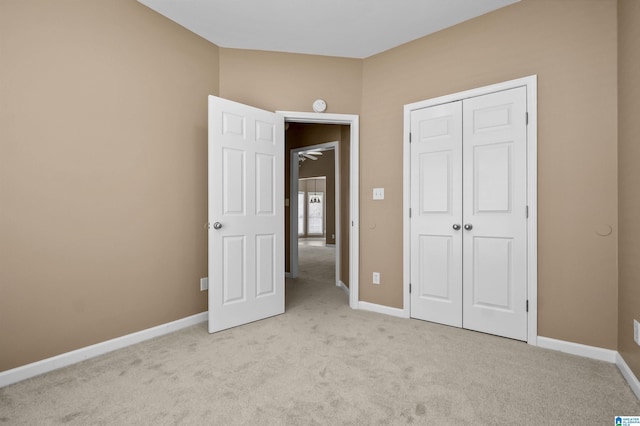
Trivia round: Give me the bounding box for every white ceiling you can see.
[137,0,519,59]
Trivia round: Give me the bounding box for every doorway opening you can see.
[298,177,328,241]
[292,144,340,294]
[279,111,360,309]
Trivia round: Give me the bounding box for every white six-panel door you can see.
[208,96,284,333]
[410,101,463,327]
[410,87,528,341]
[462,87,527,340]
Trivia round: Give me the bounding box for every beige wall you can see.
[0,0,219,371]
[618,0,640,377]
[360,0,619,349]
[2,0,633,373]
[218,48,362,114]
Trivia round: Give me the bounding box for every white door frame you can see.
[290,142,340,289]
[402,75,538,345]
[278,111,360,310]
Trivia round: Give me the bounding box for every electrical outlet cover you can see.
[200,277,209,291]
[373,188,384,200]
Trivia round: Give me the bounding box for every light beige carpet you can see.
[1,244,639,425]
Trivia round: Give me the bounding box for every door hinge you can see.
[525,205,529,218]
[409,208,412,218]
[526,112,529,125]
[409,133,412,143]
[409,283,412,294]
[526,300,529,312]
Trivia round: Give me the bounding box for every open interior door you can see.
[410,101,463,327]
[208,96,284,333]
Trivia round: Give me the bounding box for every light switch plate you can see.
[373,272,380,284]
[635,319,640,346]
[373,188,384,200]
[200,277,208,291]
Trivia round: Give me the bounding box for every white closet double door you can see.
[410,87,528,341]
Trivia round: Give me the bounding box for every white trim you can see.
[616,353,640,400]
[402,100,412,319]
[279,111,359,310]
[358,301,410,319]
[524,77,538,346]
[338,280,349,295]
[4,310,639,401]
[403,75,538,344]
[0,312,207,388]
[537,336,617,363]
[291,142,339,283]
[536,337,640,400]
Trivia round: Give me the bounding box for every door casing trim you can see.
[402,75,538,345]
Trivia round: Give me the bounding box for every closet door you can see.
[410,101,463,327]
[462,87,528,341]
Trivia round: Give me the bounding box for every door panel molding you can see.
[409,101,463,327]
[462,87,528,340]
[208,96,284,333]
[403,75,538,345]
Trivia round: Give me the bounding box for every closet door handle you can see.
[452,224,461,231]
[464,224,473,231]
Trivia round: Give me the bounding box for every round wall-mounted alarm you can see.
[313,99,327,113]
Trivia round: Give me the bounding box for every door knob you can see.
[452,224,461,231]
[213,222,223,230]
[464,224,473,230]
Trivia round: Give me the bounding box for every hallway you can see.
[285,240,345,310]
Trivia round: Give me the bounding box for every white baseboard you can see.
[358,301,409,319]
[616,353,640,400]
[337,280,349,295]
[4,312,639,402]
[537,336,617,363]
[524,337,640,400]
[0,312,208,388]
